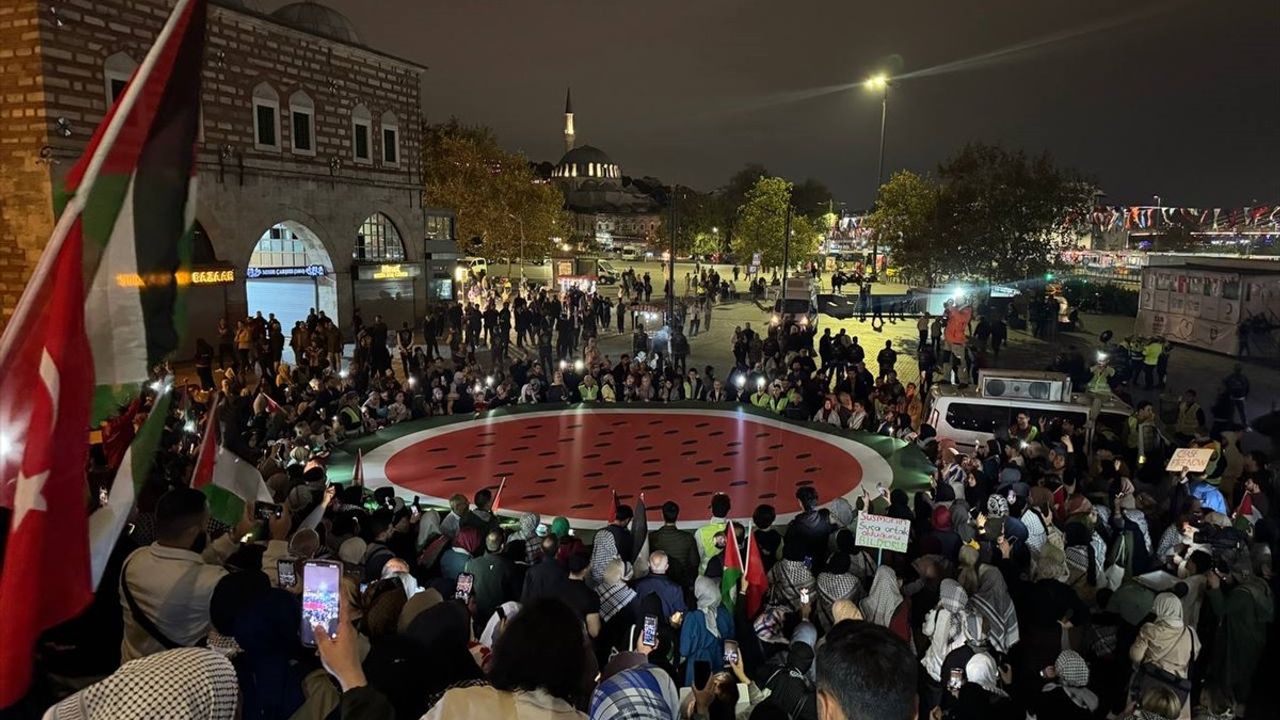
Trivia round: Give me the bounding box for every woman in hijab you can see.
[1064,522,1102,602]
[925,505,961,561]
[597,558,640,662]
[550,516,571,539]
[679,576,734,686]
[588,664,680,720]
[922,579,970,686]
[760,641,819,720]
[373,599,486,718]
[815,553,862,632]
[826,498,855,532]
[443,526,482,580]
[1025,650,1098,720]
[950,499,976,545]
[514,512,541,563]
[767,542,816,612]
[44,648,239,720]
[943,654,1017,720]
[960,546,1020,654]
[1129,593,1196,713]
[860,566,910,643]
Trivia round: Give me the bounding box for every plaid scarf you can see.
[589,665,679,720]
[599,582,638,623]
[46,648,239,720]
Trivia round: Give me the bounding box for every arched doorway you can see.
[246,221,338,359]
[351,213,417,333]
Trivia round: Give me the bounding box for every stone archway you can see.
[245,221,339,354]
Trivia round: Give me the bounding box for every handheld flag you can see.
[190,393,271,526]
[722,521,743,611]
[491,476,507,516]
[0,0,207,705]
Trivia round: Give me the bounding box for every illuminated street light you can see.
[863,72,891,280]
[864,73,889,91]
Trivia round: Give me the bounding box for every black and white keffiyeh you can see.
[46,648,238,720]
[599,581,638,623]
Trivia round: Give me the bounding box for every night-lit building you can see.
[0,0,439,350]
[547,89,662,251]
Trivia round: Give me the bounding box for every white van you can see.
[772,277,819,328]
[927,370,1131,453]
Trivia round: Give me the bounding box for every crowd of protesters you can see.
[11,270,1278,720]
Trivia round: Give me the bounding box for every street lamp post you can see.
[506,212,526,286]
[667,188,677,329]
[865,73,890,281]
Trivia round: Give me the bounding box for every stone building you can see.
[547,88,662,252]
[0,0,451,353]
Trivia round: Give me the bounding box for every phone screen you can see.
[255,501,282,521]
[277,559,297,589]
[455,572,475,602]
[723,639,740,666]
[948,668,964,691]
[300,561,341,646]
[693,660,713,690]
[641,615,658,646]
[800,587,810,605]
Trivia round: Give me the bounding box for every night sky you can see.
[260,0,1278,208]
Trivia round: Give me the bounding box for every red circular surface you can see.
[382,410,864,523]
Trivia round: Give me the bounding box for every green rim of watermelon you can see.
[330,402,933,524]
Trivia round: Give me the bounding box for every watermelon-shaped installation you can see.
[359,408,897,527]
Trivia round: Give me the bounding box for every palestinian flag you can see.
[722,521,768,617]
[191,394,272,526]
[83,0,207,588]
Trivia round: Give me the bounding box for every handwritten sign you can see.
[855,514,911,553]
[1165,448,1215,473]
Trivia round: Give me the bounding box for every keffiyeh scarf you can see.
[860,566,903,628]
[46,648,238,720]
[599,582,638,624]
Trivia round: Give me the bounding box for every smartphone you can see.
[455,572,475,602]
[693,660,713,690]
[277,559,297,589]
[802,556,813,570]
[948,668,964,692]
[800,587,811,605]
[723,639,740,666]
[641,614,658,647]
[300,560,342,647]
[255,501,283,521]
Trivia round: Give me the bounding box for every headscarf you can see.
[453,526,482,555]
[1064,522,1099,587]
[986,494,1009,518]
[479,601,520,648]
[362,578,409,638]
[827,498,855,528]
[951,500,976,544]
[396,588,444,634]
[550,516,571,538]
[45,648,238,720]
[970,566,1019,653]
[931,505,953,532]
[1151,592,1184,629]
[338,537,367,566]
[588,664,680,720]
[938,578,968,615]
[1047,650,1097,711]
[964,653,1006,697]
[694,576,723,638]
[1033,541,1070,583]
[515,512,540,541]
[859,566,903,628]
[764,641,817,716]
[415,508,443,550]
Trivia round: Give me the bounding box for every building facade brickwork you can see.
[0,0,430,350]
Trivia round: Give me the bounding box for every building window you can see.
[380,111,399,166]
[252,82,280,151]
[425,215,454,241]
[103,52,136,107]
[251,224,311,267]
[289,90,315,156]
[351,104,371,163]
[353,213,405,261]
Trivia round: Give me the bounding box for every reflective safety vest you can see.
[580,384,599,401]
[1174,401,1201,437]
[751,392,771,409]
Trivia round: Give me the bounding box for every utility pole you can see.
[871,83,888,281]
[782,202,792,290]
[667,188,677,329]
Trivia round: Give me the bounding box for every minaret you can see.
[563,86,575,154]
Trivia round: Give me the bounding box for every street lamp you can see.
[864,72,890,281]
[506,212,525,285]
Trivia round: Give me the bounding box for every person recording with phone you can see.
[120,487,290,662]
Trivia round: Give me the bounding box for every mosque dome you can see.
[553,145,620,181]
[271,2,361,44]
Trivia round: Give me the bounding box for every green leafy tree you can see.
[866,170,943,285]
[790,178,834,219]
[937,143,1093,282]
[731,176,823,269]
[656,187,728,257]
[421,119,570,261]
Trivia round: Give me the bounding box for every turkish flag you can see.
[0,225,94,707]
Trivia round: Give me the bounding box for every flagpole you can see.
[190,392,220,482]
[0,0,199,369]
[742,518,754,588]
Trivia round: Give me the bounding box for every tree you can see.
[421,119,570,262]
[731,176,824,270]
[790,178,834,219]
[865,170,943,285]
[937,143,1093,282]
[656,187,727,257]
